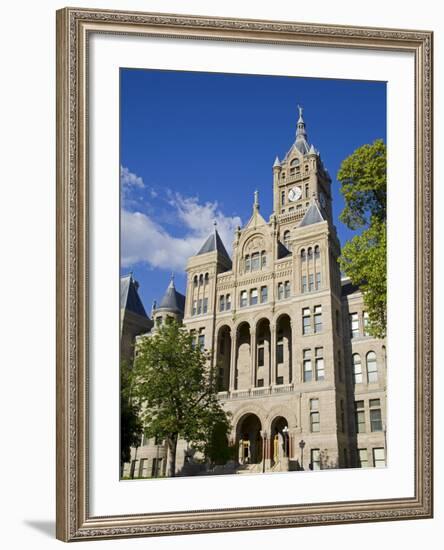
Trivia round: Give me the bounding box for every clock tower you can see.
[272,106,333,236]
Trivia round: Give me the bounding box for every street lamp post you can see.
[299,439,306,470]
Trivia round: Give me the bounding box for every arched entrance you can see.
[270,416,290,466]
[236,413,263,464]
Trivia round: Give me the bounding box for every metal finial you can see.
[254,189,259,209]
[297,104,303,118]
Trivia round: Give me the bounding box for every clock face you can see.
[288,186,302,202]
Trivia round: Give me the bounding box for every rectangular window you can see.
[260,286,268,303]
[251,252,260,271]
[198,329,205,350]
[281,190,285,205]
[363,311,370,336]
[350,312,359,338]
[219,295,225,312]
[314,305,322,333]
[276,375,284,385]
[203,297,208,314]
[316,271,321,289]
[226,294,231,310]
[276,339,284,364]
[192,301,197,316]
[373,447,385,468]
[257,378,264,387]
[139,458,148,478]
[315,347,325,380]
[258,347,265,367]
[197,299,202,315]
[250,288,258,306]
[309,273,314,291]
[340,400,345,432]
[302,307,311,335]
[370,399,383,432]
[277,282,284,300]
[367,354,378,383]
[305,183,309,198]
[310,399,320,432]
[303,349,312,382]
[301,275,307,293]
[355,400,366,433]
[284,280,291,298]
[151,458,162,477]
[240,290,247,308]
[245,255,251,272]
[311,448,321,470]
[358,448,369,468]
[261,252,267,268]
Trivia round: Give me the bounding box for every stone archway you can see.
[236,413,263,465]
[215,325,231,391]
[270,416,290,466]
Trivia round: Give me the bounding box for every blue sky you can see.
[120,69,386,313]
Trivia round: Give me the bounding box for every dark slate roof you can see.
[157,279,186,314]
[120,275,148,318]
[299,201,324,227]
[197,229,231,261]
[277,241,292,259]
[341,280,361,297]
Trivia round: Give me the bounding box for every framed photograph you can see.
[56,7,433,542]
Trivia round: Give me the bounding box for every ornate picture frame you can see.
[56,7,433,542]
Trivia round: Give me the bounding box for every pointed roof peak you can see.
[253,189,259,211]
[120,274,148,318]
[299,198,325,227]
[196,227,231,261]
[273,155,280,167]
[157,278,185,314]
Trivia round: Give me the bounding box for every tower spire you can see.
[253,189,259,211]
[296,104,307,141]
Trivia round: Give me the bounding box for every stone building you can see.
[123,107,387,477]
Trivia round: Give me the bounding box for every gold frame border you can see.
[56,7,433,542]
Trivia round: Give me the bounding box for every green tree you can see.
[133,320,231,477]
[338,139,387,338]
[120,361,143,476]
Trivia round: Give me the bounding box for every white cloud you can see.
[121,193,241,271]
[120,166,145,190]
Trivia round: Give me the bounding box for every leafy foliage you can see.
[338,139,387,338]
[133,320,231,476]
[120,361,143,471]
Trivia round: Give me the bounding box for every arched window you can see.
[261,250,267,268]
[290,158,300,166]
[199,274,203,286]
[301,248,306,261]
[353,354,362,384]
[193,275,198,287]
[307,247,313,260]
[314,245,320,259]
[366,351,378,383]
[204,273,209,285]
[283,230,291,250]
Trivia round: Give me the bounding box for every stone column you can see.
[250,327,257,388]
[229,329,237,391]
[270,323,276,386]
